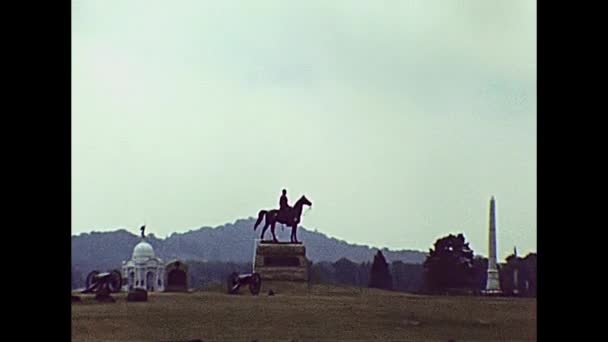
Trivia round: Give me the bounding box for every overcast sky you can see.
[72,0,536,260]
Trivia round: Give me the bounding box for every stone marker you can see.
[127,288,148,302]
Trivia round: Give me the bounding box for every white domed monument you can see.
[122,225,165,292]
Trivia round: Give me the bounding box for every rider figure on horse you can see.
[278,189,292,222]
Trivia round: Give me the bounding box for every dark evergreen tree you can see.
[368,250,393,290]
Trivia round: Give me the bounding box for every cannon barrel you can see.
[93,272,112,280]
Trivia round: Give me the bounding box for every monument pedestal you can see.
[253,241,310,293]
[483,269,502,296]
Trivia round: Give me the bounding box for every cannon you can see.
[81,270,122,300]
[226,272,262,295]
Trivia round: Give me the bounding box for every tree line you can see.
[421,233,536,296]
[72,233,536,297]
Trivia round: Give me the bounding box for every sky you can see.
[72,0,536,260]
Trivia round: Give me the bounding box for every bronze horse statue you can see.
[254,195,312,243]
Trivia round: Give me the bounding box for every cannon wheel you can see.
[249,273,261,295]
[226,272,240,294]
[85,270,100,290]
[108,270,123,293]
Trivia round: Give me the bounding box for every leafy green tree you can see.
[423,233,474,292]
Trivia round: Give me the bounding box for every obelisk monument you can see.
[484,196,502,294]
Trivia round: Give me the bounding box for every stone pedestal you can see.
[483,269,502,295]
[254,241,309,282]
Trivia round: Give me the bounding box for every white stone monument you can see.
[122,237,165,292]
[483,196,502,295]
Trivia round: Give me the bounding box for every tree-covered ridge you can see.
[72,218,427,274]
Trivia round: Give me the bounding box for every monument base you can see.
[481,289,503,296]
[484,269,501,295]
[254,241,310,283]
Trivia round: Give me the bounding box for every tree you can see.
[368,250,393,290]
[310,261,337,284]
[521,253,537,297]
[71,266,84,289]
[334,258,359,285]
[495,250,537,297]
[423,233,475,292]
[470,256,489,293]
[499,252,521,296]
[391,261,425,293]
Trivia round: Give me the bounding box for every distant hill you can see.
[72,218,427,273]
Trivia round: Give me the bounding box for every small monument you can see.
[164,260,189,292]
[483,196,502,295]
[512,246,519,295]
[127,288,148,302]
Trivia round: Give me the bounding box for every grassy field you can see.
[72,284,536,342]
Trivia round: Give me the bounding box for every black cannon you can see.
[81,270,122,301]
[226,272,262,295]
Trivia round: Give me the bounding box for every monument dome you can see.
[132,240,155,260]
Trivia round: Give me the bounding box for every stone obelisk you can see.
[484,196,502,294]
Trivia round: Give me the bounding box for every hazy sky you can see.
[72,0,536,260]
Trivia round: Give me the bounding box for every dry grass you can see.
[72,284,536,342]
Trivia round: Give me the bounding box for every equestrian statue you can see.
[253,189,312,243]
